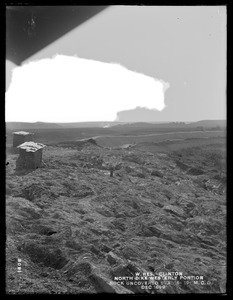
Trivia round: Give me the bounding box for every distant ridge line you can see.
[6,119,226,130]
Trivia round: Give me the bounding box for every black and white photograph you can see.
[5,4,227,294]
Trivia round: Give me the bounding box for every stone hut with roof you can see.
[16,142,46,170]
[13,131,34,148]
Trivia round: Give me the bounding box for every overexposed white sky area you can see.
[6,5,226,122]
[5,55,169,122]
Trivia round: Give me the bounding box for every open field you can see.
[84,131,225,148]
[5,125,226,294]
[6,126,225,149]
[6,120,226,147]
[134,136,226,154]
[6,127,117,146]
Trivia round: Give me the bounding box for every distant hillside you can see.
[5,121,128,130]
[111,122,159,129]
[111,122,186,131]
[6,122,62,131]
[57,122,125,128]
[6,119,226,132]
[111,120,226,131]
[188,120,226,128]
[116,107,164,122]
[116,107,226,127]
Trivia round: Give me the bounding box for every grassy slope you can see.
[6,138,226,294]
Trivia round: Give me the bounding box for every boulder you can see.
[91,267,133,294]
[163,205,185,217]
[106,251,124,266]
[151,170,163,178]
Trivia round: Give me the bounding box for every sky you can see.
[5,5,226,123]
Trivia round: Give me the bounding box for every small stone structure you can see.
[13,131,34,148]
[16,142,46,170]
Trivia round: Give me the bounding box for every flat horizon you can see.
[6,119,226,124]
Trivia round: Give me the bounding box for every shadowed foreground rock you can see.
[90,267,133,294]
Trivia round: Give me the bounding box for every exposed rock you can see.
[163,205,185,217]
[90,245,102,256]
[107,254,117,266]
[65,240,82,251]
[6,139,226,294]
[106,251,124,266]
[162,189,174,200]
[111,219,127,232]
[187,167,205,175]
[7,196,42,219]
[151,170,163,177]
[175,160,190,171]
[101,244,112,253]
[121,246,141,260]
[96,207,114,217]
[23,241,68,270]
[31,224,57,236]
[90,270,133,294]
[17,183,57,201]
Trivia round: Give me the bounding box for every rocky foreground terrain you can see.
[6,138,226,294]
